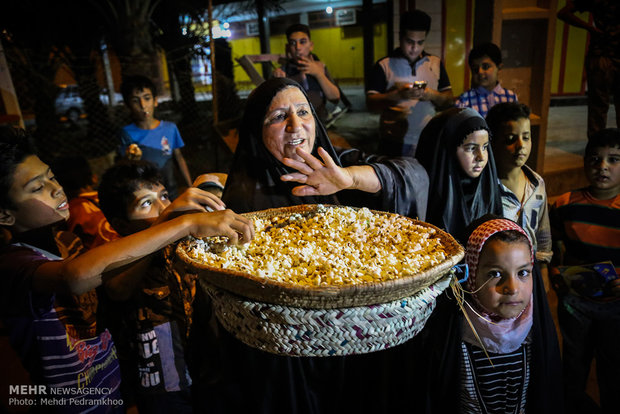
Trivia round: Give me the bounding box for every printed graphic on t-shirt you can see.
[137,328,164,389]
[133,321,189,393]
[161,136,171,156]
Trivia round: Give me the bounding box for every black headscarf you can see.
[415,107,502,243]
[222,77,342,212]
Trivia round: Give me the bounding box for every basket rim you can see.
[177,204,464,301]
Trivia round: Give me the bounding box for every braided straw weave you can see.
[177,204,464,309]
[201,275,451,357]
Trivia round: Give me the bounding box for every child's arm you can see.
[173,148,193,188]
[31,210,254,296]
[535,199,553,292]
[155,186,226,223]
[104,186,229,301]
[549,201,570,294]
[610,279,620,298]
[103,256,153,301]
[296,56,340,102]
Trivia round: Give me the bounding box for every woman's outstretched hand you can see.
[280,147,354,196]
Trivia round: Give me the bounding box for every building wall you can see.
[230,23,388,89]
[442,0,472,97]
[551,0,588,95]
[395,0,588,96]
[51,1,589,97]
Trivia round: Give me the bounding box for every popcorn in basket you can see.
[176,204,464,356]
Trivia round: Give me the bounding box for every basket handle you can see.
[452,264,469,284]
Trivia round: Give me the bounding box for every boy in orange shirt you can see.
[550,128,620,414]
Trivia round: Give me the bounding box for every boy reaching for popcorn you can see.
[0,128,252,412]
[97,159,248,413]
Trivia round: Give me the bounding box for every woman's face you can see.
[456,129,489,178]
[474,239,533,319]
[262,87,316,162]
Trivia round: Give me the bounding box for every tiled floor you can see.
[545,104,617,173]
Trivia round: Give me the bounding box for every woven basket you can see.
[201,274,452,356]
[177,204,463,309]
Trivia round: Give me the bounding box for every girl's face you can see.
[456,129,489,178]
[474,239,533,319]
[262,87,316,162]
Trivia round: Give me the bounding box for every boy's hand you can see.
[394,84,417,101]
[189,210,255,245]
[296,55,325,78]
[126,144,142,160]
[609,278,620,297]
[156,187,226,224]
[417,86,438,101]
[550,266,569,297]
[192,173,225,190]
[272,67,286,78]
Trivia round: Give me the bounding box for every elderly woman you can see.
[206,78,429,414]
[222,77,428,218]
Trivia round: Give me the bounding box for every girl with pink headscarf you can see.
[415,216,563,413]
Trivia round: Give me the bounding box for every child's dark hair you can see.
[485,102,531,138]
[98,160,163,223]
[286,24,311,40]
[400,10,431,36]
[585,128,620,157]
[50,156,94,199]
[120,75,157,104]
[0,127,37,209]
[468,42,503,68]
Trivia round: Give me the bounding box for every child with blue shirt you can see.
[456,42,518,117]
[119,75,193,200]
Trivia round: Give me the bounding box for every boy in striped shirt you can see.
[0,127,253,412]
[550,128,620,414]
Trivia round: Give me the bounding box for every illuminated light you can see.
[326,6,333,14]
[223,22,230,29]
[212,25,232,39]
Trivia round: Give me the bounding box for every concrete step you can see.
[542,147,588,198]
